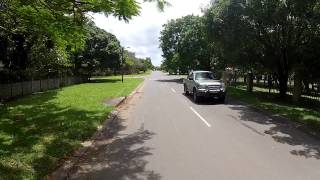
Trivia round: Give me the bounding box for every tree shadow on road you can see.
[228,100,320,160]
[67,116,161,180]
[156,79,183,84]
[183,93,224,105]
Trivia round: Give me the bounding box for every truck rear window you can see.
[195,72,215,80]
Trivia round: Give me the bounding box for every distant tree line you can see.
[0,0,161,84]
[159,0,320,102]
[123,51,154,74]
[73,23,154,77]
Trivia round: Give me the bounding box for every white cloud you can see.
[93,0,211,66]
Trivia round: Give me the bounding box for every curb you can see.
[116,80,145,107]
[49,111,120,180]
[49,80,146,180]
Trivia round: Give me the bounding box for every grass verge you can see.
[0,76,143,179]
[227,86,320,132]
[105,70,152,79]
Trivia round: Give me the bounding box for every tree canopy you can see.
[160,0,320,101]
[204,0,320,98]
[73,22,122,77]
[160,15,211,74]
[0,0,163,82]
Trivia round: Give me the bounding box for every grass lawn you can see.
[0,76,143,179]
[106,70,152,79]
[227,86,320,132]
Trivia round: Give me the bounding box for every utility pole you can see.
[121,47,124,83]
[121,46,130,83]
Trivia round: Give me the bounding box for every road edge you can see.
[48,80,146,180]
[116,79,145,108]
[227,96,320,140]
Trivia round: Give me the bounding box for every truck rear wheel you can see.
[184,84,189,95]
[219,95,226,104]
[193,89,199,103]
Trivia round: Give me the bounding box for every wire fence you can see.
[225,73,320,107]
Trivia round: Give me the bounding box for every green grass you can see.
[0,76,143,179]
[91,70,152,81]
[227,86,320,131]
[111,70,152,79]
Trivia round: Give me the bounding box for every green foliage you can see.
[0,76,143,179]
[160,15,212,74]
[159,0,320,100]
[143,57,154,70]
[123,51,154,74]
[74,22,122,76]
[0,0,167,82]
[203,0,320,98]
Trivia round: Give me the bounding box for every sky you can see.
[93,0,211,66]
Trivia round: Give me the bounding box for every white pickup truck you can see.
[183,71,226,103]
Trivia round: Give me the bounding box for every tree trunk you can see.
[277,46,289,99]
[277,65,289,99]
[12,34,28,70]
[278,73,288,99]
[293,70,303,103]
[303,79,310,95]
[234,71,237,87]
[268,74,272,94]
[247,72,253,92]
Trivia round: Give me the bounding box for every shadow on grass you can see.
[89,78,121,84]
[66,115,160,180]
[0,91,108,179]
[228,100,320,160]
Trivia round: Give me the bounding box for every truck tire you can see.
[184,84,189,95]
[193,88,199,103]
[219,95,226,104]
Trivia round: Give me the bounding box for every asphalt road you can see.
[69,71,320,180]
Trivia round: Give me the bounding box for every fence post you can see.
[40,79,42,92]
[21,81,24,96]
[10,83,13,99]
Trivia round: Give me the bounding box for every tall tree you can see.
[0,0,168,82]
[204,0,320,100]
[74,23,121,77]
[160,15,211,74]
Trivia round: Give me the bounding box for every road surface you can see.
[69,71,320,180]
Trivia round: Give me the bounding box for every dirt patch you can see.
[103,97,125,107]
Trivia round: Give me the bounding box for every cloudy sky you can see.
[93,0,211,66]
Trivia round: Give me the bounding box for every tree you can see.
[160,15,211,74]
[142,57,154,70]
[0,0,168,82]
[123,51,154,74]
[204,0,320,100]
[74,22,121,77]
